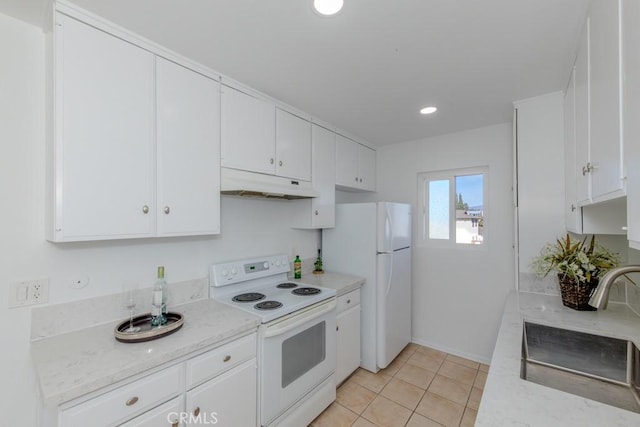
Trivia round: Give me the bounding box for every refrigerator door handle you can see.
[384,204,394,253]
[384,253,393,297]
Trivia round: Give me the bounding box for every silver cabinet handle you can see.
[571,204,576,212]
[193,407,201,417]
[142,205,149,214]
[279,160,283,167]
[125,396,139,406]
[315,210,319,216]
[355,176,358,182]
[270,158,274,165]
[223,355,231,362]
[347,299,351,304]
[359,178,363,183]
[164,206,170,214]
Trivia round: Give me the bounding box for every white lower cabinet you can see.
[120,397,183,427]
[54,333,257,427]
[336,289,361,385]
[185,359,257,427]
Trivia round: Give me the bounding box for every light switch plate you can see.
[9,278,49,308]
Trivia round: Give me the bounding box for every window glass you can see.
[455,174,484,245]
[429,179,450,240]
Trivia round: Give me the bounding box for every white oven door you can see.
[260,298,337,426]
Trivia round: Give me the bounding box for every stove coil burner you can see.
[277,282,298,289]
[292,287,321,296]
[232,292,266,303]
[254,300,283,310]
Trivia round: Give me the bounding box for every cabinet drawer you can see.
[119,396,183,427]
[185,333,256,389]
[59,365,182,427]
[337,289,361,313]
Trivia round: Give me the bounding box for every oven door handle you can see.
[263,299,336,338]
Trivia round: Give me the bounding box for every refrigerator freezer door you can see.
[377,203,412,253]
[376,248,412,369]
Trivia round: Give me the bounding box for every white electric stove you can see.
[209,254,337,427]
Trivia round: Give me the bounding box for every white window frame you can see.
[417,166,489,249]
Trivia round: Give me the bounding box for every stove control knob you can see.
[263,262,269,269]
[275,260,280,267]
[221,269,228,277]
[231,268,237,275]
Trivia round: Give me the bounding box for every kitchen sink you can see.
[521,322,640,413]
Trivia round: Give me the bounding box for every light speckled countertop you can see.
[31,299,260,406]
[477,291,640,426]
[290,271,365,296]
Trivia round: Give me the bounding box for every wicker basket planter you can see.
[558,274,598,311]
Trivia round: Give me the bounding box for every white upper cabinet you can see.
[49,12,221,242]
[335,135,376,191]
[571,0,625,206]
[574,18,590,205]
[623,0,640,249]
[50,13,155,241]
[275,109,312,181]
[564,67,583,234]
[221,85,276,175]
[156,58,220,237]
[589,0,625,201]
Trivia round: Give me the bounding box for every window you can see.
[418,167,487,247]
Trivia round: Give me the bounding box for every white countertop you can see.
[477,291,640,426]
[31,299,260,406]
[291,271,365,296]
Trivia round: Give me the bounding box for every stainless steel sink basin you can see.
[521,322,640,413]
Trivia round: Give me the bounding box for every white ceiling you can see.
[2,0,590,146]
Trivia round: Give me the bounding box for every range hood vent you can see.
[220,168,319,200]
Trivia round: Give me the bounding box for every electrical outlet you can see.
[9,278,49,308]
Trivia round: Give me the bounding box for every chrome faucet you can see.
[589,265,640,309]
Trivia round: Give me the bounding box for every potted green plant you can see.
[531,234,621,310]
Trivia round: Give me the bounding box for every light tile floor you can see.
[310,343,489,427]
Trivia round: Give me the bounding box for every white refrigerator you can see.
[322,202,412,372]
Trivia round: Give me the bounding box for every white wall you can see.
[514,92,566,291]
[0,13,319,426]
[370,123,514,363]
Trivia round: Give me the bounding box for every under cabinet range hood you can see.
[220,168,319,199]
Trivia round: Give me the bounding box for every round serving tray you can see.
[114,312,184,343]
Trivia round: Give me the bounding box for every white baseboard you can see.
[410,337,492,365]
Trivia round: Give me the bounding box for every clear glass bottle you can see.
[151,266,167,327]
[294,255,302,279]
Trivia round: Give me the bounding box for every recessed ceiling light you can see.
[420,106,438,115]
[314,0,344,16]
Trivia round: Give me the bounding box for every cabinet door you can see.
[358,144,376,191]
[623,0,640,249]
[335,135,359,187]
[156,58,220,236]
[575,18,591,205]
[185,359,257,427]
[563,67,583,233]
[336,305,361,385]
[589,0,624,200]
[220,85,275,175]
[311,125,336,228]
[120,397,183,427]
[276,109,312,181]
[54,14,155,241]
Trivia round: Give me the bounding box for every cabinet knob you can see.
[347,299,351,304]
[359,178,363,183]
[194,407,201,417]
[571,204,576,212]
[164,206,170,214]
[336,325,339,331]
[223,355,231,362]
[315,210,319,216]
[355,177,358,182]
[171,422,179,427]
[279,160,283,167]
[270,158,274,165]
[125,396,139,406]
[142,205,149,214]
